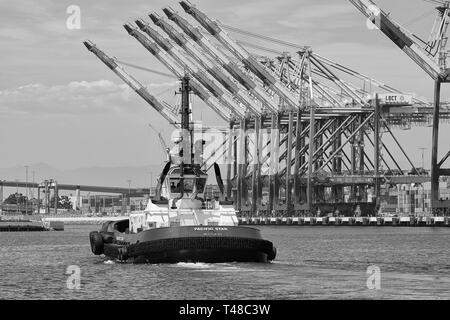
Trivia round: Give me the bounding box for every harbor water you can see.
[0,225,449,299]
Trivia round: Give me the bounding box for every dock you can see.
[0,216,64,232]
[34,214,450,227]
[238,216,450,227]
[0,220,48,232]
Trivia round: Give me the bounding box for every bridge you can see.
[0,180,150,215]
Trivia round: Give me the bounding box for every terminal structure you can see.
[77,1,450,216]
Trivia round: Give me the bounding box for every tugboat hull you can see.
[91,224,276,264]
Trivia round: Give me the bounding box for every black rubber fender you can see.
[101,233,114,244]
[117,246,128,261]
[89,231,104,255]
[268,246,277,261]
[128,237,276,261]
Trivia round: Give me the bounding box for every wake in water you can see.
[175,262,212,269]
[173,262,270,273]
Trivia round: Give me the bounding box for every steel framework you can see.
[84,1,450,216]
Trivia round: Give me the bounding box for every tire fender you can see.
[117,247,128,261]
[89,231,104,255]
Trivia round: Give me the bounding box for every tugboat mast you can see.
[180,74,193,166]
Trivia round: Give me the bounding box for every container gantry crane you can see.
[349,0,450,213]
[83,40,180,126]
[84,1,450,217]
[163,7,283,112]
[124,23,237,121]
[149,13,268,114]
[179,0,301,110]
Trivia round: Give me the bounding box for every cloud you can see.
[275,3,356,29]
[209,0,358,44]
[0,80,177,117]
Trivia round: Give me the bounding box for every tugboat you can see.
[89,76,276,263]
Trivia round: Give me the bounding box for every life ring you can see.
[89,231,104,255]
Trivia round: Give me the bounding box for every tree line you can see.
[2,192,73,209]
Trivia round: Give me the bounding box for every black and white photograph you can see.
[0,0,449,307]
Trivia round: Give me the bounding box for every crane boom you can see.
[148,123,171,161]
[149,13,269,114]
[83,40,180,126]
[132,21,248,117]
[179,1,300,109]
[349,0,450,81]
[163,7,281,112]
[124,24,236,121]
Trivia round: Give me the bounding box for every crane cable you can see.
[222,23,429,105]
[116,60,176,78]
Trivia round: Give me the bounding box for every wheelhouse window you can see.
[169,178,181,194]
[168,176,207,197]
[196,178,207,194]
[168,178,194,195]
[183,179,194,194]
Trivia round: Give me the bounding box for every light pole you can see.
[25,165,29,215]
[150,172,153,196]
[419,147,427,169]
[15,179,19,214]
[127,180,131,211]
[32,170,35,198]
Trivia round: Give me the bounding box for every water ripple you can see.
[0,224,449,299]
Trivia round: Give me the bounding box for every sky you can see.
[0,0,449,172]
